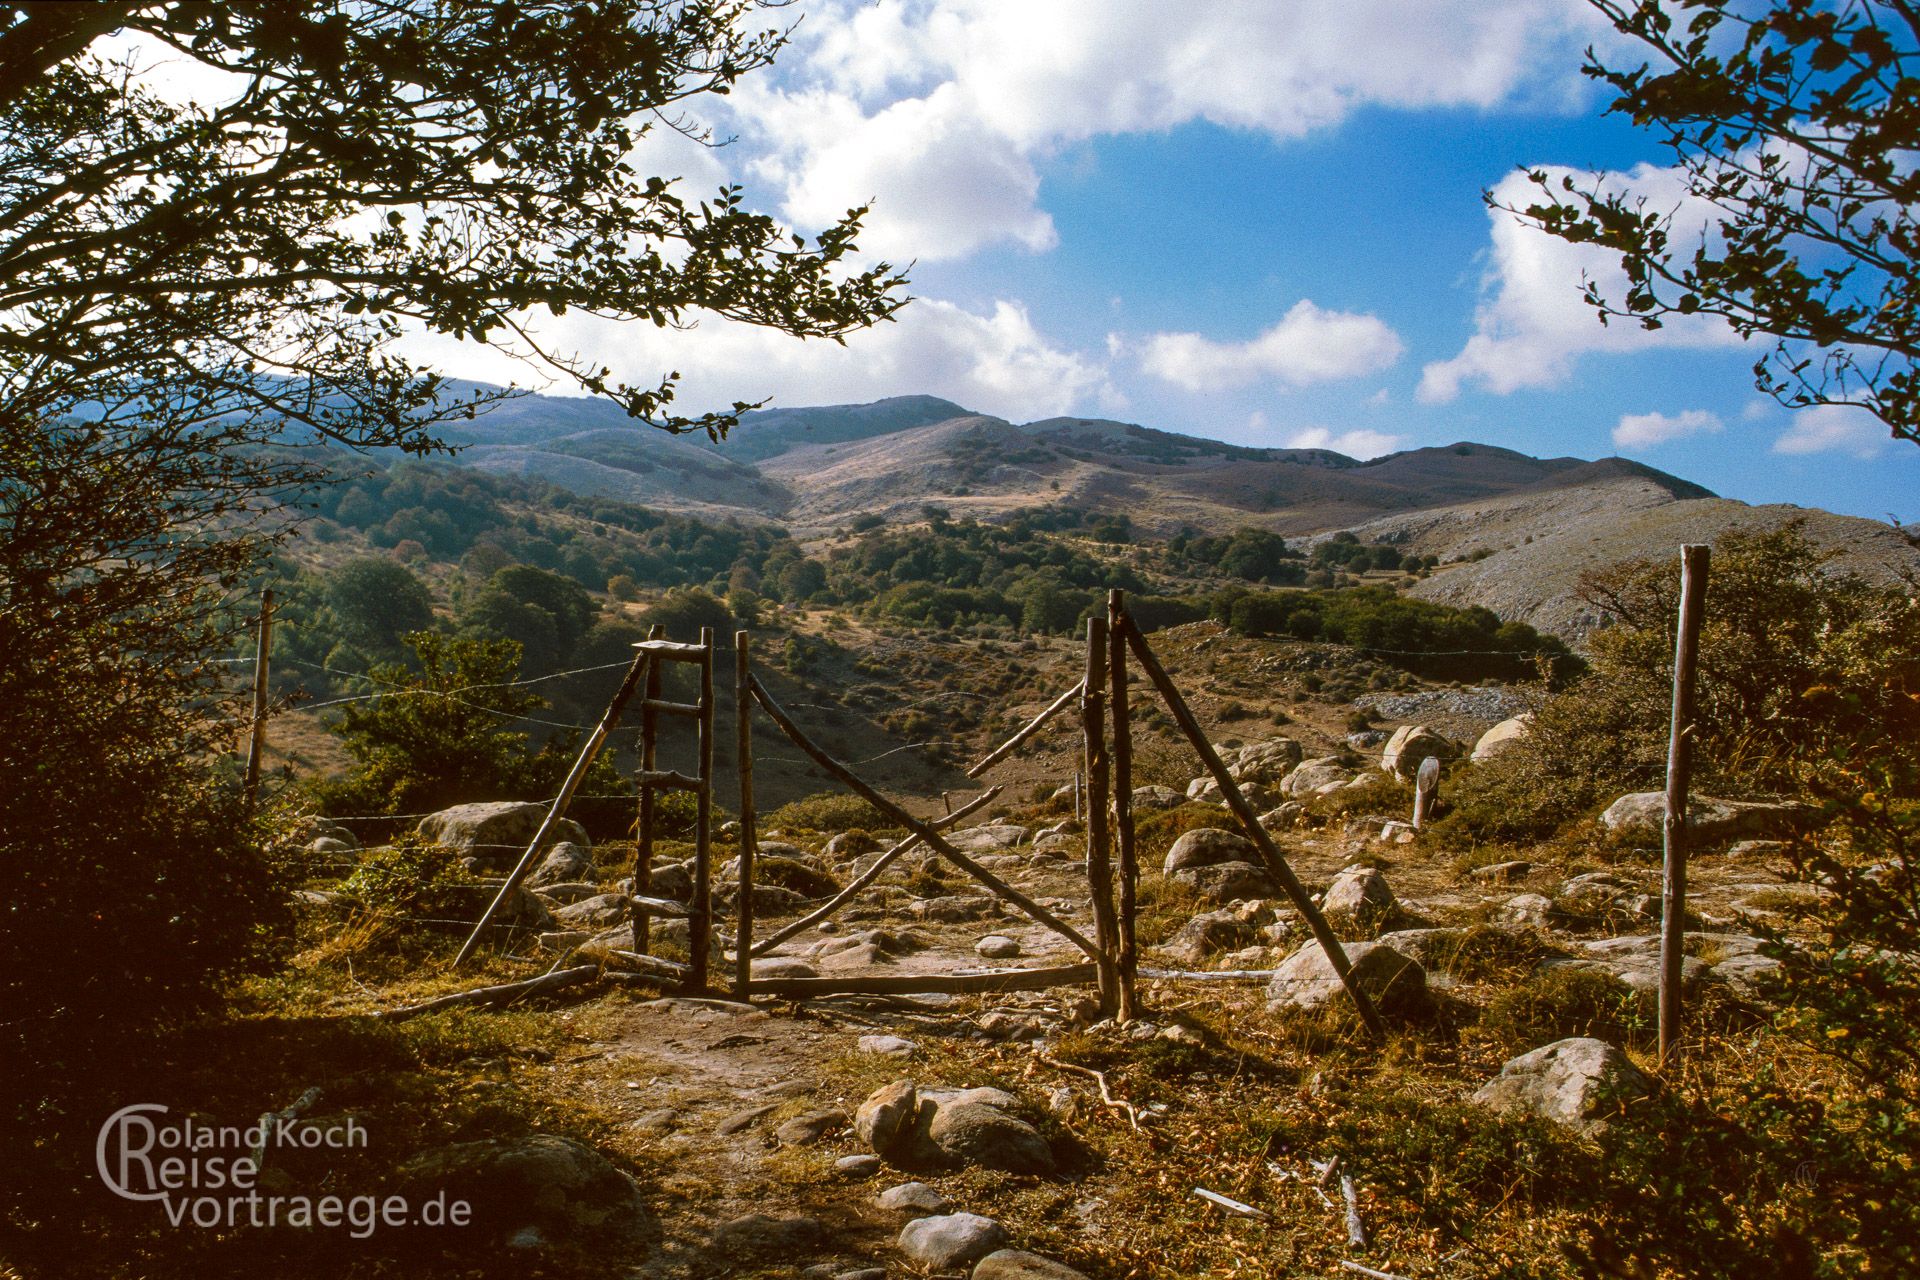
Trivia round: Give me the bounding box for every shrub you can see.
[1476,966,1654,1054]
[341,834,470,920]
[764,790,889,834]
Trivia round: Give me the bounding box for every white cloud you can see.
[403,296,1114,423]
[1613,408,1724,449]
[735,1,1607,261]
[1139,301,1404,391]
[1419,164,1748,403]
[1772,405,1887,459]
[1282,425,1407,459]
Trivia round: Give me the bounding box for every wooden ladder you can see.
[628,625,716,993]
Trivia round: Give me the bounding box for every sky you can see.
[396,1,1920,523]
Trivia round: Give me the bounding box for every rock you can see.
[1164,908,1257,965]
[416,802,589,871]
[1171,861,1279,905]
[858,1034,918,1057]
[528,841,593,888]
[1599,792,1819,845]
[1472,1037,1654,1133]
[974,1249,1093,1280]
[898,1213,1009,1271]
[1346,730,1389,750]
[1163,827,1255,873]
[1554,935,1714,995]
[775,1108,847,1147]
[395,1135,646,1241]
[1258,802,1305,830]
[1380,725,1456,781]
[1189,775,1282,808]
[836,1153,882,1178]
[1265,941,1426,1015]
[975,934,1022,960]
[303,836,357,857]
[1375,927,1471,968]
[532,881,606,905]
[1500,893,1556,927]
[854,1081,920,1160]
[1470,860,1532,884]
[977,1011,1045,1043]
[637,861,693,903]
[1280,757,1353,797]
[925,1096,1054,1173]
[716,1103,778,1135]
[552,893,630,929]
[826,831,878,858]
[751,958,818,981]
[1471,715,1533,763]
[1229,736,1305,780]
[1321,865,1396,930]
[876,1181,952,1217]
[1710,949,1782,999]
[1129,785,1185,812]
[537,929,591,953]
[1375,820,1416,843]
[718,883,811,915]
[948,825,1031,853]
[1726,839,1788,860]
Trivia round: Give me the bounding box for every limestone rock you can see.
[1471,715,1533,763]
[1265,941,1425,1015]
[416,802,589,871]
[1472,1037,1654,1132]
[1280,757,1353,797]
[1381,725,1455,781]
[1171,861,1278,905]
[898,1213,1008,1271]
[974,1250,1093,1280]
[1163,827,1254,873]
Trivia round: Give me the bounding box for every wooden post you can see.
[1412,756,1440,830]
[1660,544,1710,1069]
[687,626,715,993]
[456,642,655,966]
[1074,771,1082,823]
[242,587,274,813]
[734,631,756,1000]
[633,624,664,956]
[1083,616,1121,1017]
[1118,616,1387,1040]
[1108,589,1139,1020]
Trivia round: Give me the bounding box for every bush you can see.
[341,834,470,920]
[1476,966,1653,1054]
[763,791,889,834]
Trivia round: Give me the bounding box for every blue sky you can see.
[403,1,1920,523]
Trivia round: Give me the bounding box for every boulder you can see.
[974,1250,1093,1280]
[924,1093,1053,1173]
[527,841,593,888]
[750,958,818,981]
[552,893,630,930]
[1258,802,1305,830]
[1265,941,1426,1015]
[1171,861,1278,905]
[899,1213,1008,1271]
[947,825,1031,853]
[417,802,589,871]
[855,1081,921,1161]
[1554,935,1713,995]
[1163,827,1254,873]
[858,1034,917,1057]
[826,831,878,859]
[1599,792,1819,845]
[1500,893,1556,928]
[717,883,810,915]
[395,1135,647,1241]
[303,836,357,858]
[1471,715,1533,763]
[730,855,840,899]
[876,1181,952,1217]
[711,1213,825,1258]
[531,881,604,905]
[1280,757,1353,797]
[1472,1037,1654,1133]
[909,894,999,924]
[774,1108,846,1147]
[1164,908,1257,965]
[1381,725,1455,781]
[1230,736,1305,780]
[1321,865,1396,930]
[1130,785,1185,812]
[976,934,1022,960]
[1375,927,1471,969]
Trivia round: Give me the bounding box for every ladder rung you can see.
[637,769,707,793]
[628,895,690,919]
[632,640,709,661]
[642,698,703,717]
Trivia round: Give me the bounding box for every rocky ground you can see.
[258,711,1825,1280]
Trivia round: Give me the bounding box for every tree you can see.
[1512,0,1920,446]
[325,556,434,655]
[0,1,902,1094]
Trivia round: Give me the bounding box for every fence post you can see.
[1107,589,1139,1020]
[633,624,664,955]
[1660,544,1710,1069]
[687,626,716,993]
[734,631,756,1001]
[1083,616,1120,1017]
[242,587,274,814]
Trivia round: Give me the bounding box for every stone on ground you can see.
[395,1134,646,1241]
[898,1213,1008,1270]
[974,1249,1094,1280]
[1599,792,1817,844]
[1322,865,1396,930]
[1471,715,1532,763]
[857,1034,917,1057]
[976,934,1022,959]
[1171,861,1279,905]
[775,1108,847,1147]
[1280,757,1353,797]
[552,893,630,929]
[1472,1036,1654,1133]
[855,1081,920,1160]
[1130,785,1184,812]
[947,825,1031,853]
[876,1181,953,1217]
[924,1092,1054,1173]
[416,801,589,870]
[1163,827,1254,873]
[528,840,593,887]
[1265,941,1426,1015]
[1380,725,1456,781]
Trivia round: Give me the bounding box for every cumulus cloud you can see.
[1139,301,1405,391]
[1772,405,1888,459]
[1419,164,1747,403]
[1613,408,1724,449]
[735,0,1606,260]
[403,296,1113,423]
[1282,425,1407,459]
